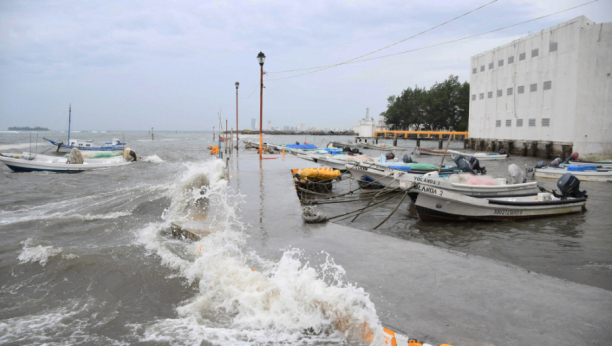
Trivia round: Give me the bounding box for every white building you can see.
[353,108,389,137]
[469,16,612,155]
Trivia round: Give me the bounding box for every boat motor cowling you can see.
[454,155,473,173]
[557,173,586,198]
[508,164,526,184]
[563,152,579,164]
[351,148,361,154]
[385,152,395,160]
[550,157,562,167]
[468,156,486,175]
[402,154,414,163]
[499,149,508,157]
[535,161,546,169]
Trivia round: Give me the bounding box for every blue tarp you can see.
[285,144,317,150]
[387,165,412,171]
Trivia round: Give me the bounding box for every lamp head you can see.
[235,82,239,89]
[257,51,266,66]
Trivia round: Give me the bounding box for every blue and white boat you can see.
[43,105,126,153]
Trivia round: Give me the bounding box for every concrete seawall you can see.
[464,138,574,159]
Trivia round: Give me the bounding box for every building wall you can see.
[469,16,592,144]
[574,22,612,155]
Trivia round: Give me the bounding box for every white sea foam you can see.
[18,238,62,266]
[136,159,385,345]
[140,154,164,163]
[0,142,37,151]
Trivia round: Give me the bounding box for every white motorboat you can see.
[397,171,540,201]
[0,152,132,173]
[345,162,456,189]
[449,150,508,161]
[534,166,612,182]
[414,173,587,222]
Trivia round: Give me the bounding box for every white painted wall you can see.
[468,16,611,155]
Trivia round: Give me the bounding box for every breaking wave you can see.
[135,159,386,345]
[140,154,164,163]
[18,238,63,266]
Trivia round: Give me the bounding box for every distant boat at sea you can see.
[43,105,126,153]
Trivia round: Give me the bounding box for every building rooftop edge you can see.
[470,15,602,60]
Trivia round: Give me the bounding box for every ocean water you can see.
[1,130,611,345]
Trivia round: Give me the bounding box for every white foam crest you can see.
[18,238,62,266]
[0,183,171,225]
[140,154,164,163]
[137,158,385,345]
[0,300,128,346]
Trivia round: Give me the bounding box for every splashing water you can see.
[18,238,63,267]
[136,158,386,345]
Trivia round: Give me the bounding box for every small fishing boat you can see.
[568,159,612,166]
[345,162,456,189]
[398,171,540,201]
[534,165,612,182]
[291,167,341,197]
[43,105,126,153]
[448,149,508,161]
[0,150,133,173]
[414,173,586,221]
[415,147,449,156]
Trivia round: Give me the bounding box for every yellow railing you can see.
[373,130,469,139]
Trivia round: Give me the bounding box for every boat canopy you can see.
[286,144,317,150]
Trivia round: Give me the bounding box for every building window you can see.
[472,68,477,74]
[508,56,514,64]
[497,89,503,97]
[543,81,552,90]
[517,119,523,127]
[519,53,526,61]
[496,120,501,127]
[479,93,484,99]
[530,83,537,92]
[518,85,525,94]
[498,59,504,67]
[542,118,550,127]
[488,91,493,98]
[507,87,513,95]
[529,119,536,127]
[480,65,485,72]
[488,62,494,70]
[506,120,512,127]
[531,48,539,57]
[472,94,476,100]
[549,42,558,52]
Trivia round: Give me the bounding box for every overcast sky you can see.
[1,0,610,131]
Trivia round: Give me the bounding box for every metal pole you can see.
[236,83,239,148]
[67,104,71,144]
[259,65,263,160]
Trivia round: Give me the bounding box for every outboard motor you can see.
[453,154,473,173]
[351,148,360,154]
[385,152,395,160]
[550,157,562,167]
[499,149,508,157]
[527,160,547,174]
[295,141,300,145]
[467,156,486,174]
[402,154,414,163]
[557,173,586,198]
[563,152,579,164]
[508,164,526,184]
[343,147,351,152]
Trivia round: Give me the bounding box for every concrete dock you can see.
[227,149,612,345]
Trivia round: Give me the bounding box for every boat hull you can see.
[414,188,585,222]
[535,168,612,182]
[0,155,131,173]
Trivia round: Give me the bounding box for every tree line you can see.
[380,75,469,132]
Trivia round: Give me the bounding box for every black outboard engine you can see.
[402,154,414,163]
[499,149,508,157]
[295,141,300,145]
[453,154,473,173]
[343,147,351,152]
[467,156,486,174]
[527,160,547,174]
[351,148,360,154]
[385,152,395,160]
[557,173,587,198]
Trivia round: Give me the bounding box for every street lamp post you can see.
[257,51,265,160]
[235,82,239,149]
